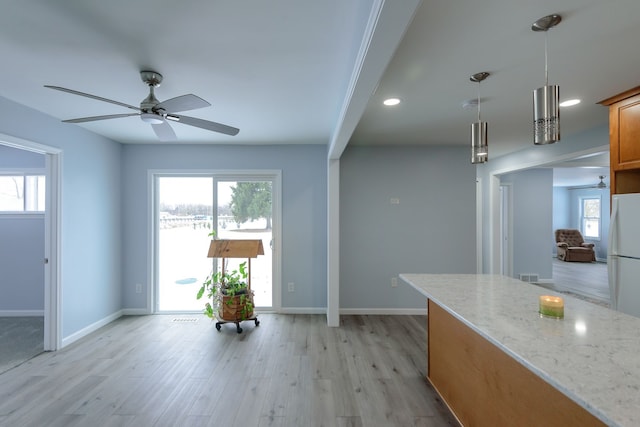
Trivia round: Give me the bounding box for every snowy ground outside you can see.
[158,219,272,312]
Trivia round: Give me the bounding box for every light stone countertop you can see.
[399,273,640,427]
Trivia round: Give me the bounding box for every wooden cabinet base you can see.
[427,300,605,427]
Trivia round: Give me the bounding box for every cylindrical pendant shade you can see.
[533,85,560,144]
[471,121,488,164]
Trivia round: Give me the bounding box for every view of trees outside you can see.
[0,175,45,212]
[230,182,272,230]
[157,177,272,312]
[0,176,23,210]
[220,181,272,308]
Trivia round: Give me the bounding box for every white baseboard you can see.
[276,307,428,315]
[536,279,554,285]
[279,307,326,314]
[61,310,123,348]
[340,308,427,315]
[0,310,44,317]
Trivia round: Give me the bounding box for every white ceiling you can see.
[2,0,639,185]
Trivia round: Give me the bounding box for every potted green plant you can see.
[196,260,254,322]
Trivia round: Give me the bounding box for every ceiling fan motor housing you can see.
[140,70,163,87]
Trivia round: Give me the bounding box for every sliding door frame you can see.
[149,169,282,313]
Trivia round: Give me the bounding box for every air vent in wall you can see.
[519,274,539,283]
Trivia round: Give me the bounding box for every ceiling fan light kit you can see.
[532,14,562,145]
[140,112,164,124]
[470,72,489,164]
[45,70,239,141]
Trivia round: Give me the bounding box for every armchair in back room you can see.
[555,229,596,262]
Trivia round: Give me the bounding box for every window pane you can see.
[157,176,213,312]
[581,197,601,239]
[583,199,600,218]
[25,175,45,211]
[0,176,24,211]
[37,175,46,211]
[583,218,600,238]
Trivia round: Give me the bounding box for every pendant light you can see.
[470,72,489,164]
[532,14,562,145]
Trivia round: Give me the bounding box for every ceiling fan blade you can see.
[156,94,210,113]
[151,120,177,141]
[45,85,140,111]
[169,114,239,136]
[63,113,140,123]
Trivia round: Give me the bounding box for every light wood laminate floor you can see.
[0,314,457,427]
[550,259,609,304]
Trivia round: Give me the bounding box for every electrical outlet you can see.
[391,277,398,288]
[390,198,400,205]
[288,282,295,292]
[135,283,142,294]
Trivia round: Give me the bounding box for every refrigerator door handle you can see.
[608,256,618,309]
[609,197,619,256]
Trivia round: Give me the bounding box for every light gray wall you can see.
[0,145,45,312]
[340,145,476,309]
[478,124,609,274]
[0,144,45,168]
[120,144,327,310]
[501,169,553,280]
[552,187,570,255]
[0,96,122,338]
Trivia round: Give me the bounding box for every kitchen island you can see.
[399,274,640,427]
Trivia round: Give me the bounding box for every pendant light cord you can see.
[544,31,549,86]
[477,82,481,122]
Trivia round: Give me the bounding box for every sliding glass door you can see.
[156,177,213,312]
[155,173,277,313]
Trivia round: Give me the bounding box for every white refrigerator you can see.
[608,193,640,317]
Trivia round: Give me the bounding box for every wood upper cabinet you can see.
[599,86,640,195]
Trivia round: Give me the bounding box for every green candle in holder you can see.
[539,295,564,319]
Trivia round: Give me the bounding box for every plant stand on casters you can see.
[215,287,261,333]
[198,239,265,334]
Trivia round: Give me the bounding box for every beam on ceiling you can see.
[327,0,422,160]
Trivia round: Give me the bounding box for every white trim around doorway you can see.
[0,133,62,351]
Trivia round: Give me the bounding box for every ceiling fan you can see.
[568,175,609,190]
[45,70,239,141]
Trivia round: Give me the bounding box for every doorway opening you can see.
[0,134,61,352]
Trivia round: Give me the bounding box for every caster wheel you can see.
[215,323,221,331]
[255,319,260,326]
[236,326,243,334]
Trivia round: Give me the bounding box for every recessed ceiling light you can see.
[383,98,401,106]
[560,99,581,107]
